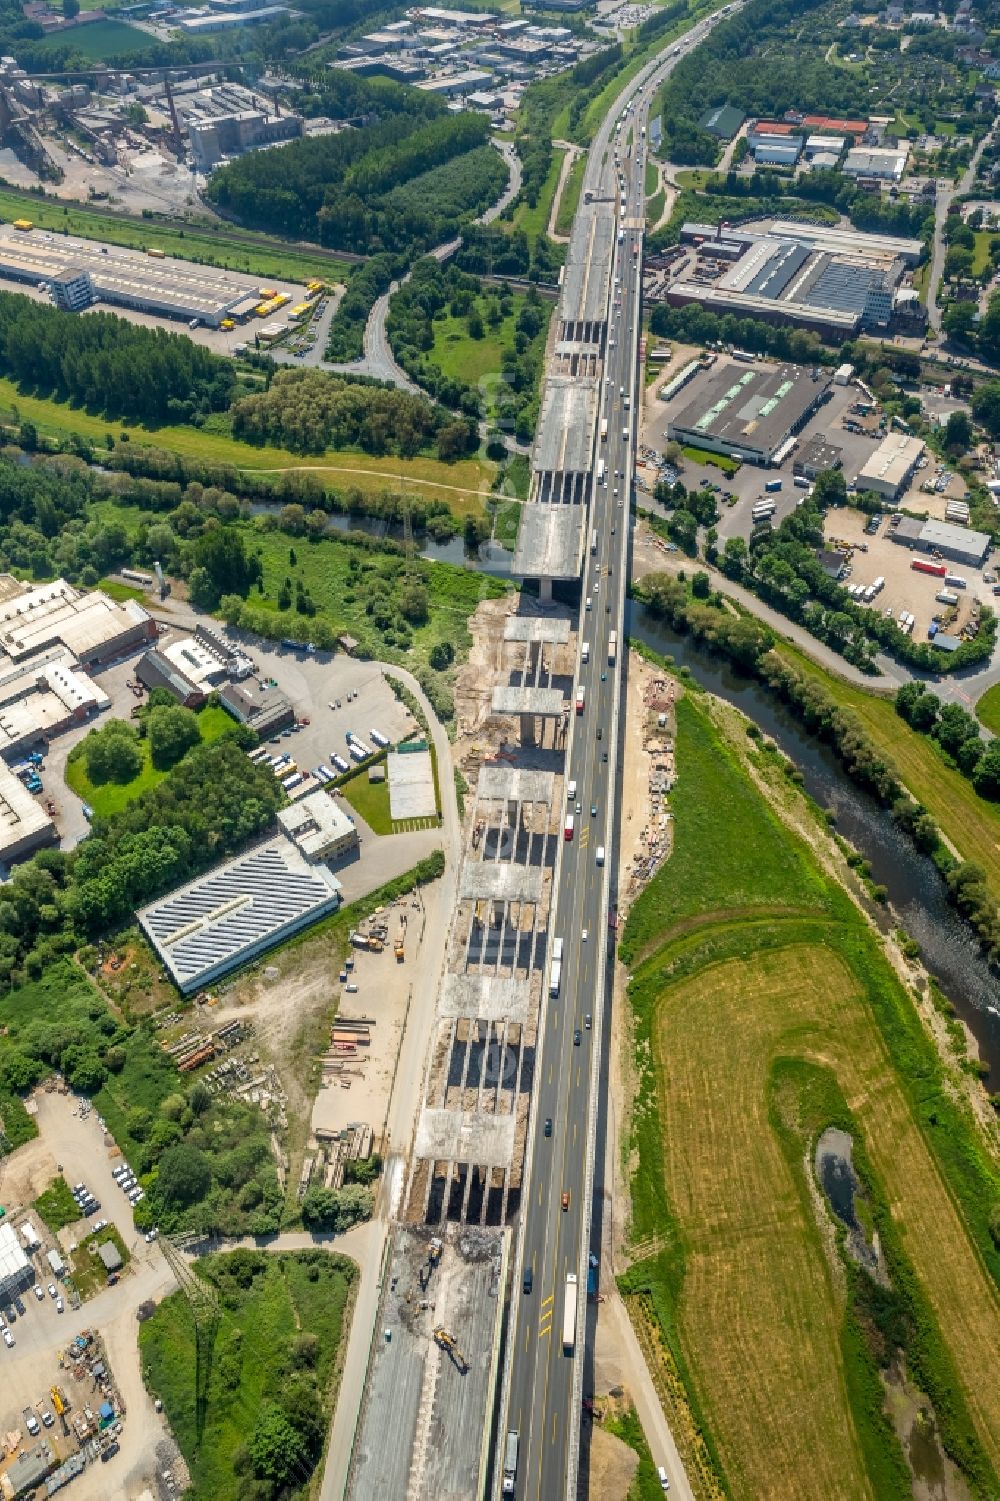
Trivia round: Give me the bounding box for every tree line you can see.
[0,293,234,424]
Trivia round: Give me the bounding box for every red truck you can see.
[911,559,947,577]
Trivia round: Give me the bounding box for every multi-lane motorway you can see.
[498,13,736,1500]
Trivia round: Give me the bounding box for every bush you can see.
[147,705,201,771]
[82,720,143,785]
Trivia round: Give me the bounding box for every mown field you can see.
[773,640,1000,900]
[0,376,494,509]
[31,18,149,57]
[977,682,1000,735]
[622,691,1000,1500]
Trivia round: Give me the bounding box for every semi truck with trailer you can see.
[549,937,563,997]
[562,1272,578,1354]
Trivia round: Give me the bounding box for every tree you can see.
[248,1403,309,1490]
[944,408,972,453]
[933,701,981,758]
[691,570,711,598]
[147,705,201,770]
[399,581,429,624]
[83,721,142,785]
[430,640,454,670]
[193,525,260,605]
[973,743,1000,800]
[972,381,1000,438]
[62,0,80,18]
[943,300,977,341]
[157,1143,211,1207]
[895,681,940,732]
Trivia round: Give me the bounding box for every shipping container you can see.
[935,590,959,606]
[765,479,782,493]
[911,559,947,577]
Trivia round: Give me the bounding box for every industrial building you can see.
[0,577,154,667]
[890,516,991,567]
[0,225,305,330]
[3,1441,56,1501]
[277,790,360,863]
[794,435,843,478]
[843,146,908,181]
[665,221,920,339]
[856,432,925,499]
[135,647,206,708]
[699,103,745,139]
[0,1221,35,1302]
[188,108,302,169]
[138,842,342,995]
[179,4,290,31]
[0,650,110,757]
[219,679,295,738]
[666,363,832,467]
[0,763,56,865]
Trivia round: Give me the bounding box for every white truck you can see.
[562,1272,578,1353]
[549,937,564,998]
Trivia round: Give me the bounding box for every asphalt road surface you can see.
[498,13,736,1498]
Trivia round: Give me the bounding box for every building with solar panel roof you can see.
[138,842,341,994]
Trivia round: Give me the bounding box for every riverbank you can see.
[616,680,1000,1501]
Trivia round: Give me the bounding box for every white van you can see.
[596,846,605,866]
[657,1466,670,1492]
[581,642,590,664]
[567,780,577,801]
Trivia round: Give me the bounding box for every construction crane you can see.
[433,1326,469,1372]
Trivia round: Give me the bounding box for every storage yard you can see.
[822,505,992,644]
[0,223,308,330]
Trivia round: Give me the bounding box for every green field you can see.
[32,18,152,57]
[140,1250,355,1501]
[0,189,350,284]
[513,146,567,239]
[0,375,494,508]
[338,767,393,834]
[621,691,1000,1500]
[645,159,659,195]
[681,444,740,474]
[431,305,522,386]
[976,682,1000,734]
[65,703,234,819]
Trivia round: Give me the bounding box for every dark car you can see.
[544,1117,552,1137]
[574,1029,582,1046]
[523,1266,533,1295]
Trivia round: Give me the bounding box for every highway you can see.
[498,12,736,1500]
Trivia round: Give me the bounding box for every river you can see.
[626,600,1000,1078]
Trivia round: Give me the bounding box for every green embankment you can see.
[0,188,351,283]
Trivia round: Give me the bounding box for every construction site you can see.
[346,1224,507,1501]
[345,603,580,1501]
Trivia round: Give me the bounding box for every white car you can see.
[55,1298,64,1313]
[41,1411,54,1427]
[33,1286,44,1301]
[47,1284,57,1299]
[2,1330,13,1348]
